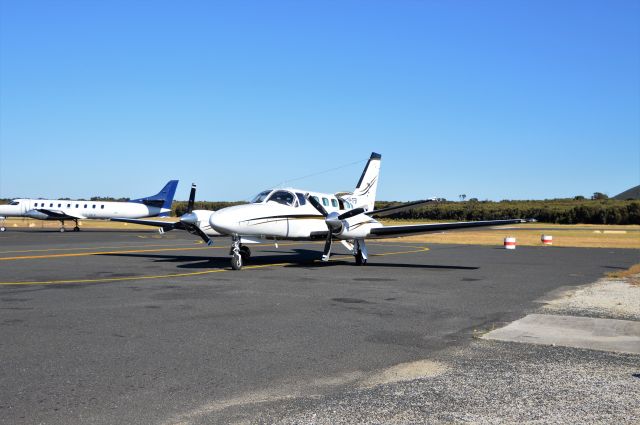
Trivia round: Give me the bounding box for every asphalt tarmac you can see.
[0,230,638,424]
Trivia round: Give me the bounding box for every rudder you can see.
[130,180,179,216]
[351,152,381,211]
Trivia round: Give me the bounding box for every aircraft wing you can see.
[110,217,182,230]
[369,219,528,238]
[110,217,215,245]
[35,209,85,220]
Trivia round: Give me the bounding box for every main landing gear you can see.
[229,237,251,270]
[0,217,5,232]
[354,239,368,266]
[58,219,80,232]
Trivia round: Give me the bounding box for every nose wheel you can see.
[229,238,251,270]
[231,252,243,270]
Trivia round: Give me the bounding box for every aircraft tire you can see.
[231,253,243,270]
[240,246,251,259]
[0,227,5,232]
[355,251,367,266]
[59,228,65,233]
[73,226,80,232]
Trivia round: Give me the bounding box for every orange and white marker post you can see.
[504,237,517,250]
[541,235,553,245]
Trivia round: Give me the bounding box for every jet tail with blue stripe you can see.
[130,180,178,216]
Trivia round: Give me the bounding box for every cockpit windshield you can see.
[267,190,296,206]
[251,190,272,203]
[9,201,19,206]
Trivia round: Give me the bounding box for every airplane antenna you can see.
[242,156,369,201]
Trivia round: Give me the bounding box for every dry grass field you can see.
[379,221,640,249]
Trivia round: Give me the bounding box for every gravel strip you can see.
[240,341,640,425]
[541,276,640,321]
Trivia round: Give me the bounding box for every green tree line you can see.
[373,199,640,225]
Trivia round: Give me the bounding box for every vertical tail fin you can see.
[130,180,179,216]
[351,152,381,211]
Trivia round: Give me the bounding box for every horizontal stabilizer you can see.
[366,199,436,218]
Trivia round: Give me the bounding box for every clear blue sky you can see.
[1,0,638,202]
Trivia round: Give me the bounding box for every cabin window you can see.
[295,193,306,205]
[92,205,96,209]
[41,203,45,207]
[322,197,329,207]
[101,205,105,209]
[267,190,296,206]
[75,204,79,208]
[251,190,272,204]
[49,203,53,207]
[331,199,338,208]
[67,204,71,208]
[84,204,88,208]
[58,203,61,207]
[312,196,320,203]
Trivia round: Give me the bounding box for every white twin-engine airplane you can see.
[0,180,179,232]
[115,153,528,270]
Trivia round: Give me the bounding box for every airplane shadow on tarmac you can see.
[101,248,479,271]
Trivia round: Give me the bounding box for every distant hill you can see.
[614,185,640,200]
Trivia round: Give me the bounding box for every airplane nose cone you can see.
[209,208,238,235]
[180,212,198,225]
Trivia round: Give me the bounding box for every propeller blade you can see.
[321,232,332,261]
[187,183,197,213]
[194,227,213,246]
[183,222,213,246]
[338,207,366,221]
[306,194,328,217]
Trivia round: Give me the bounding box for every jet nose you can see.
[209,208,239,235]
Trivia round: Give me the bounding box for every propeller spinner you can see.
[306,194,365,261]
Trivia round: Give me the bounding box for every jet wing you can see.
[369,219,528,238]
[35,209,85,220]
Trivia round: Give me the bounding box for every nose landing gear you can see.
[229,237,251,270]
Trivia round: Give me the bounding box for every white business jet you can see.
[207,153,528,270]
[0,180,179,232]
